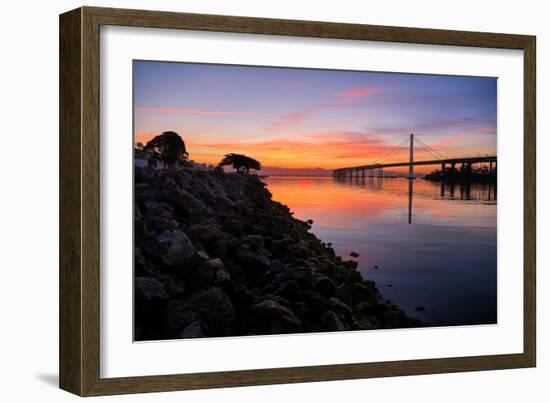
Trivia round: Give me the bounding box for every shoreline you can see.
[134,167,423,340]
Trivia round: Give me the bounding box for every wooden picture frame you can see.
[59,6,536,396]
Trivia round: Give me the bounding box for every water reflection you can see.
[264,176,497,327]
[335,176,498,224]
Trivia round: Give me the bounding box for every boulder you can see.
[135,277,169,301]
[328,297,352,317]
[275,280,299,299]
[235,248,271,271]
[187,263,214,291]
[156,230,195,266]
[214,268,231,285]
[251,299,302,333]
[314,275,336,297]
[222,217,245,235]
[187,287,236,336]
[177,321,204,339]
[162,188,208,217]
[351,282,376,305]
[141,200,163,216]
[187,224,222,244]
[323,310,346,332]
[148,216,178,233]
[241,234,265,250]
[188,258,227,290]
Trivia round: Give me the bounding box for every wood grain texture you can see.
[59,6,537,396]
[59,8,83,396]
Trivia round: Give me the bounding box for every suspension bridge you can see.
[332,133,497,179]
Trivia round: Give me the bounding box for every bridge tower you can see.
[408,133,414,179]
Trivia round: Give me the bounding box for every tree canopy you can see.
[218,153,262,174]
[144,131,188,168]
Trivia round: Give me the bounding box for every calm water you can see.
[264,176,497,327]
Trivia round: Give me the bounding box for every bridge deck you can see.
[333,155,496,174]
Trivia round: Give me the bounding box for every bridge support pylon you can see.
[408,133,414,179]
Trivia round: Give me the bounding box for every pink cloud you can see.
[337,86,382,102]
[286,81,305,90]
[265,112,310,131]
[136,107,256,116]
[429,127,496,149]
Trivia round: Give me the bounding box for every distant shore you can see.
[134,167,423,340]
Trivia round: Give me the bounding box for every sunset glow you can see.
[134,61,497,174]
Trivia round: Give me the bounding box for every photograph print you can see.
[133,61,497,341]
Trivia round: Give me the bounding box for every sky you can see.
[134,61,497,174]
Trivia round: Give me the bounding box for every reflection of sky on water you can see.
[265,176,497,326]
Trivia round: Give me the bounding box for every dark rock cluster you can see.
[134,167,423,340]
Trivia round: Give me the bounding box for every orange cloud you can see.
[136,107,256,116]
[185,132,403,169]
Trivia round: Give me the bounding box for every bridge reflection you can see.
[333,176,497,224]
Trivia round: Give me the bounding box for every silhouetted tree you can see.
[144,131,189,169]
[218,153,261,174]
[135,142,145,150]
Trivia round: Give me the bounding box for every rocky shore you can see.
[134,167,423,340]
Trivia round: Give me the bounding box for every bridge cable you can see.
[414,137,447,160]
[373,135,410,165]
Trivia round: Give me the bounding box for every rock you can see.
[215,268,231,285]
[162,300,201,336]
[287,266,315,290]
[252,299,294,319]
[328,297,352,316]
[323,311,346,331]
[134,217,148,238]
[350,251,359,258]
[187,287,236,336]
[354,301,373,315]
[315,275,336,297]
[177,321,205,339]
[148,216,178,233]
[352,314,378,330]
[156,230,195,266]
[135,277,170,340]
[222,217,245,235]
[235,248,271,271]
[196,250,210,260]
[187,224,222,244]
[241,234,265,250]
[226,282,254,308]
[351,282,376,305]
[335,283,351,304]
[251,299,302,333]
[162,188,208,217]
[275,280,299,299]
[301,291,327,315]
[187,262,215,291]
[134,247,148,276]
[415,305,426,312]
[141,200,163,216]
[135,277,169,301]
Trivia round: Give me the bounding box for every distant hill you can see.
[260,166,410,177]
[260,167,333,177]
